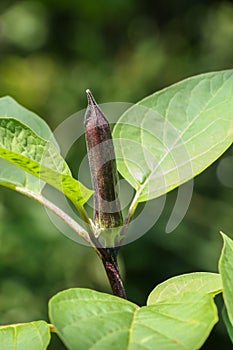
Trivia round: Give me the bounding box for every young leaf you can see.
[219,232,233,326]
[0,321,50,350]
[0,118,93,207]
[113,70,233,202]
[147,272,222,304]
[49,288,218,350]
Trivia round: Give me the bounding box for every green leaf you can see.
[0,96,57,192]
[222,305,233,343]
[49,288,218,350]
[0,118,93,207]
[147,272,222,305]
[0,96,54,140]
[0,321,50,350]
[0,158,41,193]
[219,232,233,326]
[113,70,233,202]
[0,158,26,188]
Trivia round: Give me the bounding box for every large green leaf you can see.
[0,118,92,207]
[49,288,218,350]
[219,233,233,326]
[147,272,222,305]
[0,321,50,350]
[113,70,233,202]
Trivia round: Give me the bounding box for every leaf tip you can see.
[219,231,232,245]
[220,231,226,239]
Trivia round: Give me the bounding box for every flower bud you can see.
[84,90,123,240]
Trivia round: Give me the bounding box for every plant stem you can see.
[84,89,127,298]
[99,247,127,299]
[116,191,139,249]
[15,187,91,244]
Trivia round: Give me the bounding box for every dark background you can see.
[0,0,233,348]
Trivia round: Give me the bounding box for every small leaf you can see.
[0,118,92,207]
[113,70,233,202]
[49,288,218,350]
[219,232,233,325]
[147,272,222,304]
[0,321,50,350]
[222,305,233,343]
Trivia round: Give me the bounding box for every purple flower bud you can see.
[84,90,123,233]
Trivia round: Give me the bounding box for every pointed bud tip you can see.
[86,89,96,107]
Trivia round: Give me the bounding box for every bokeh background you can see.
[0,0,233,348]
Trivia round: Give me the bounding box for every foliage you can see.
[0,321,50,350]
[1,234,233,349]
[0,69,233,348]
[1,4,233,350]
[113,70,233,202]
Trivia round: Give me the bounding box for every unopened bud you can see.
[84,90,123,241]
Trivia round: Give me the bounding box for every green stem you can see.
[48,324,57,333]
[117,191,139,247]
[15,187,91,244]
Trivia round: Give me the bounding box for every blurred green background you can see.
[0,0,233,348]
